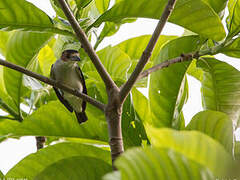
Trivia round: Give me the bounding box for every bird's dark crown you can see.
[61,49,79,61]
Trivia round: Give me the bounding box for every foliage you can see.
[0,0,239,179]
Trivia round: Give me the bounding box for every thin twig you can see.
[138,52,199,79]
[57,0,117,90]
[0,59,106,111]
[120,0,177,102]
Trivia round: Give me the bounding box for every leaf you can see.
[0,0,72,36]
[226,0,240,37]
[95,0,110,14]
[197,58,240,128]
[202,0,227,13]
[83,46,131,81]
[0,31,12,56]
[4,31,52,113]
[132,88,151,125]
[220,37,240,58]
[149,36,201,128]
[6,142,111,179]
[113,147,214,180]
[122,95,148,149]
[148,127,232,177]
[91,0,225,41]
[186,110,233,153]
[34,156,112,180]
[117,35,177,62]
[235,141,240,160]
[38,42,57,76]
[0,101,108,142]
[0,170,4,178]
[95,22,120,49]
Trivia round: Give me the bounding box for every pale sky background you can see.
[0,0,239,175]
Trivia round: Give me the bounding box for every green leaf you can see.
[0,101,108,141]
[91,0,225,41]
[4,31,52,113]
[76,0,93,9]
[203,0,227,13]
[220,37,240,58]
[95,0,110,14]
[6,142,111,179]
[227,0,240,37]
[94,22,120,49]
[148,127,232,177]
[83,46,131,81]
[117,35,177,62]
[186,110,233,153]
[0,170,4,178]
[0,31,12,56]
[114,147,214,180]
[122,95,148,149]
[38,42,57,76]
[34,156,112,180]
[132,88,151,125]
[235,141,240,160]
[197,58,240,128]
[149,36,200,128]
[0,0,72,35]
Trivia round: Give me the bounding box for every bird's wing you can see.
[75,65,87,112]
[51,64,73,112]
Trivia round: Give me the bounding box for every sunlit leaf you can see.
[148,127,232,177]
[226,0,240,37]
[186,110,233,153]
[197,58,240,128]
[112,147,214,180]
[91,0,226,41]
[149,36,201,128]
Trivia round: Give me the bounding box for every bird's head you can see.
[61,49,80,63]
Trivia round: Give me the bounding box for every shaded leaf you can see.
[91,0,225,41]
[197,58,240,128]
[4,31,52,113]
[122,95,148,149]
[148,127,232,177]
[149,36,200,128]
[6,142,110,179]
[203,0,227,14]
[34,156,112,180]
[0,101,108,142]
[186,110,233,153]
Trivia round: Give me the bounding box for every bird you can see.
[50,49,88,124]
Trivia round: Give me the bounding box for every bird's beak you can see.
[71,56,81,61]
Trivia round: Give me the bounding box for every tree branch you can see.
[119,0,177,102]
[138,52,199,79]
[57,0,117,90]
[0,59,105,111]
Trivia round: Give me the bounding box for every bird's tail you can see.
[74,111,88,124]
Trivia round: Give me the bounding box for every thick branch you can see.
[0,59,105,111]
[58,0,117,90]
[138,53,199,79]
[120,0,177,102]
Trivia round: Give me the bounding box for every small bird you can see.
[50,49,88,124]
